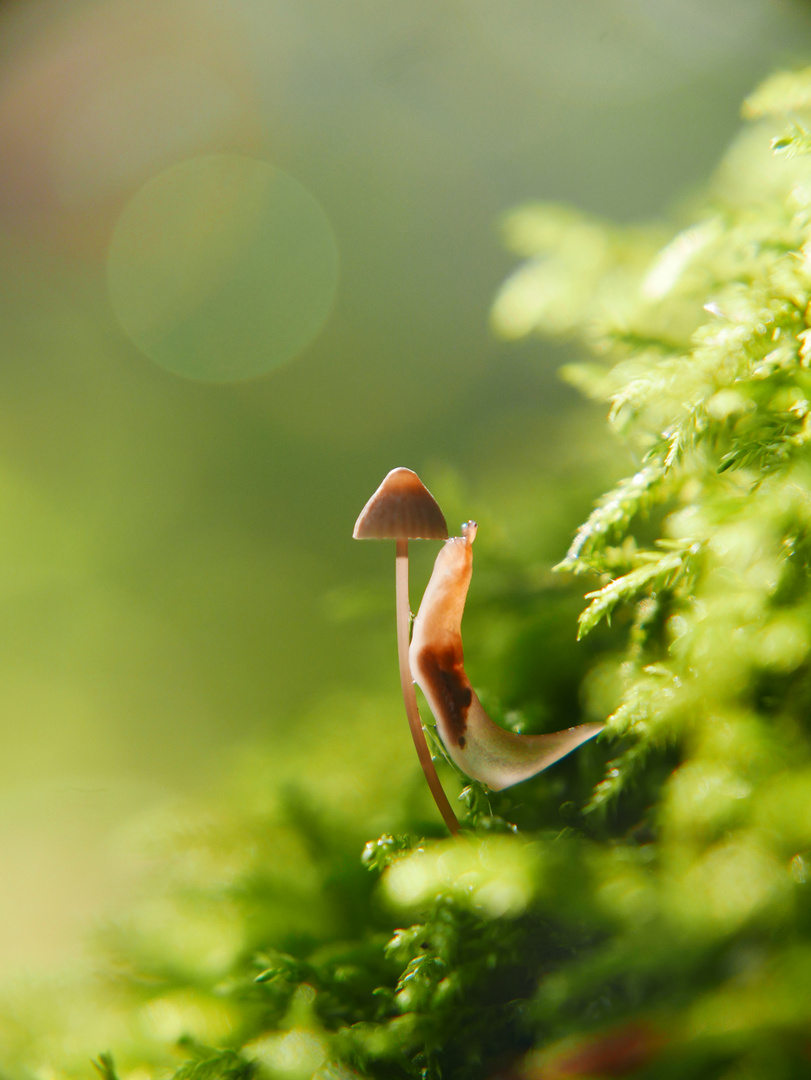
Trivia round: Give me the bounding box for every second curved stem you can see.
[395,539,460,835]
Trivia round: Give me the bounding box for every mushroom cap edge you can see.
[353,467,449,540]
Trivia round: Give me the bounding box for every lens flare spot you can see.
[107,154,338,382]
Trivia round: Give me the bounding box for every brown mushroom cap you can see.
[353,468,448,540]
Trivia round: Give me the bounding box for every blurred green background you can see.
[0,0,809,977]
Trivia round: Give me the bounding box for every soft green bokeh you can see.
[0,0,808,1023]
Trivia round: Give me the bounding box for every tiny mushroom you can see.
[354,467,460,834]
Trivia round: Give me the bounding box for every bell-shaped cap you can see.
[353,468,448,540]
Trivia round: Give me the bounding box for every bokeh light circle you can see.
[107,155,339,382]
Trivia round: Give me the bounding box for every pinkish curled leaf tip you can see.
[353,467,448,540]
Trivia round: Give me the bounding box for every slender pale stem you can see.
[395,539,460,835]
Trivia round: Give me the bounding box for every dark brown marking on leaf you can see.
[415,645,472,744]
[458,735,466,748]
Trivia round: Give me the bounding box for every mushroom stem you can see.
[395,539,460,835]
